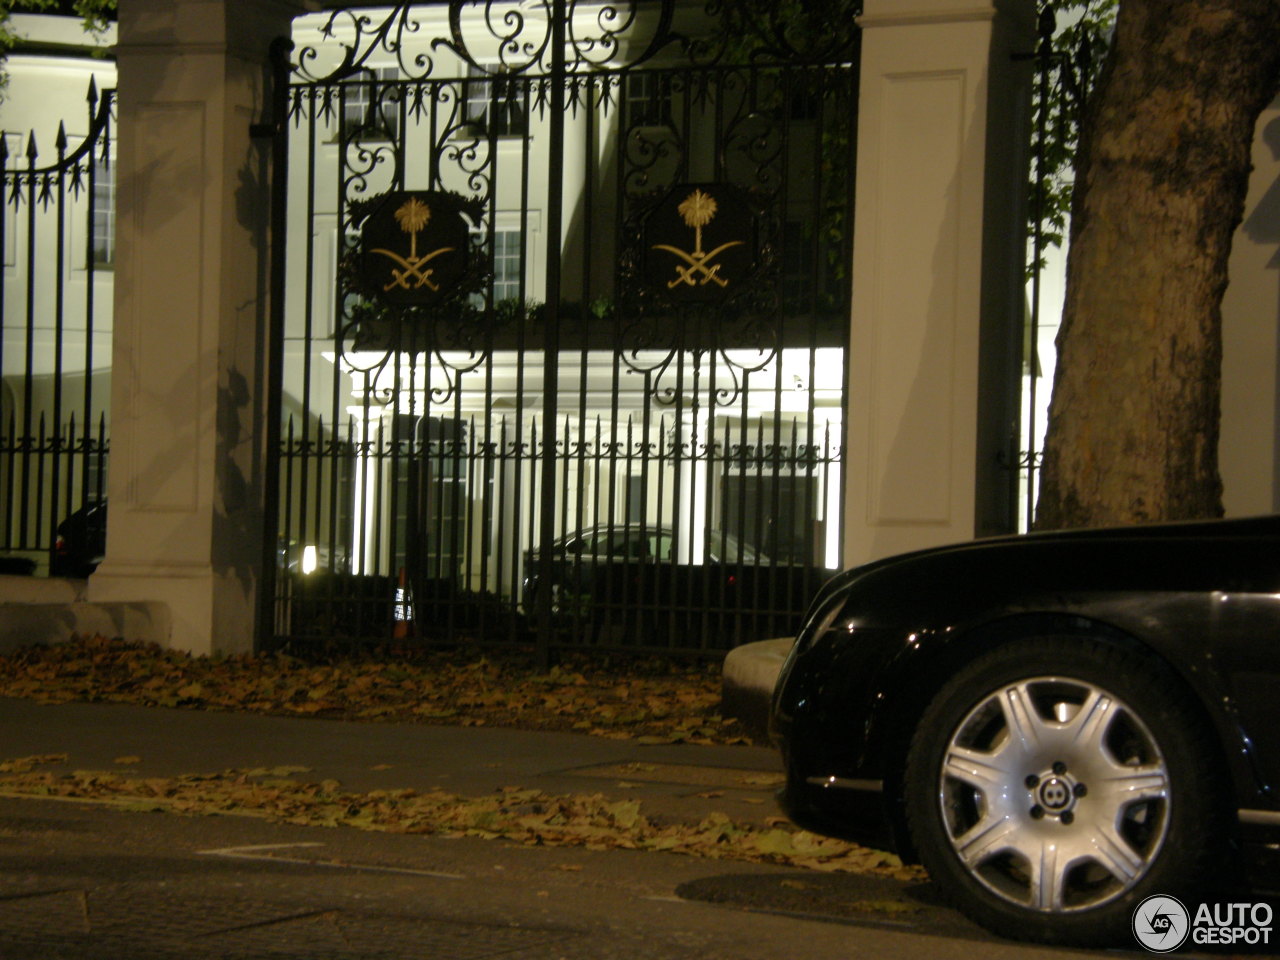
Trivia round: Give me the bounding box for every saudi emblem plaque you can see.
[644,183,756,304]
[358,190,476,307]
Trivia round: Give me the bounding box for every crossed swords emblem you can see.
[370,197,455,292]
[652,188,744,289]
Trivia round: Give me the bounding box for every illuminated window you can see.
[342,67,402,140]
[491,229,522,301]
[91,152,114,267]
[463,65,526,137]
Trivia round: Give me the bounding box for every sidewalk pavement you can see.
[0,696,786,827]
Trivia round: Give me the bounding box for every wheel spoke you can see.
[1028,840,1068,911]
[1097,763,1169,807]
[1064,689,1113,754]
[1000,682,1045,751]
[1086,821,1147,885]
[943,743,1016,794]
[954,814,1020,868]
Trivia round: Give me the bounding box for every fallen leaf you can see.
[780,879,817,890]
[736,773,784,788]
[0,754,67,773]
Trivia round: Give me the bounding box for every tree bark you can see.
[1034,0,1280,530]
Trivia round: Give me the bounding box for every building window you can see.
[467,228,523,308]
[492,229,522,302]
[623,71,671,127]
[342,67,401,140]
[90,152,114,267]
[463,65,526,137]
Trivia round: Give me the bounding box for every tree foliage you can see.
[1028,0,1118,268]
[0,0,114,99]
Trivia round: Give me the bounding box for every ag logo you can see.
[1133,895,1190,953]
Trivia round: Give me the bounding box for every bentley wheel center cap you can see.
[1039,777,1073,811]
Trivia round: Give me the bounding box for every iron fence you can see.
[0,81,113,576]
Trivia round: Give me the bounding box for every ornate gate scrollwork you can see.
[270,0,858,654]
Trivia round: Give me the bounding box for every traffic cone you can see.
[393,567,415,639]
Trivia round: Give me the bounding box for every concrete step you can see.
[0,575,168,653]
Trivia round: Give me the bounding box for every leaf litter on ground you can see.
[0,634,750,745]
[0,636,925,882]
[0,754,922,882]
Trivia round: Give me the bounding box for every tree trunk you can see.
[1035,0,1280,530]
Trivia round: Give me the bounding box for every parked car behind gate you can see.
[49,502,344,580]
[521,523,769,611]
[771,515,1280,947]
[520,523,813,647]
[517,527,757,609]
[50,500,107,578]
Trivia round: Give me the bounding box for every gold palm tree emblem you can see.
[652,188,744,289]
[394,197,431,260]
[370,194,455,293]
[678,189,718,254]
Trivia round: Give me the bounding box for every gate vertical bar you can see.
[256,36,294,649]
[535,0,568,666]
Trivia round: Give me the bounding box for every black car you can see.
[50,500,108,577]
[771,515,1280,947]
[49,503,345,580]
[521,524,767,610]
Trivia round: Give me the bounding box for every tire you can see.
[903,636,1225,946]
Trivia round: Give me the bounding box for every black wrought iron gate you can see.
[266,0,858,656]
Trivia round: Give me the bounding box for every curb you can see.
[720,637,793,742]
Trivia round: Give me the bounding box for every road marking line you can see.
[199,843,324,854]
[197,844,466,879]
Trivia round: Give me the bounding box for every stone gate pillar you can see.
[88,0,304,654]
[843,0,1035,567]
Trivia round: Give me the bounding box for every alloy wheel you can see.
[937,676,1171,912]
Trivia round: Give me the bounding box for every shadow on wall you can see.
[1245,111,1280,268]
[1242,108,1280,515]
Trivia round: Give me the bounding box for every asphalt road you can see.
[0,791,1102,960]
[0,698,1243,959]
